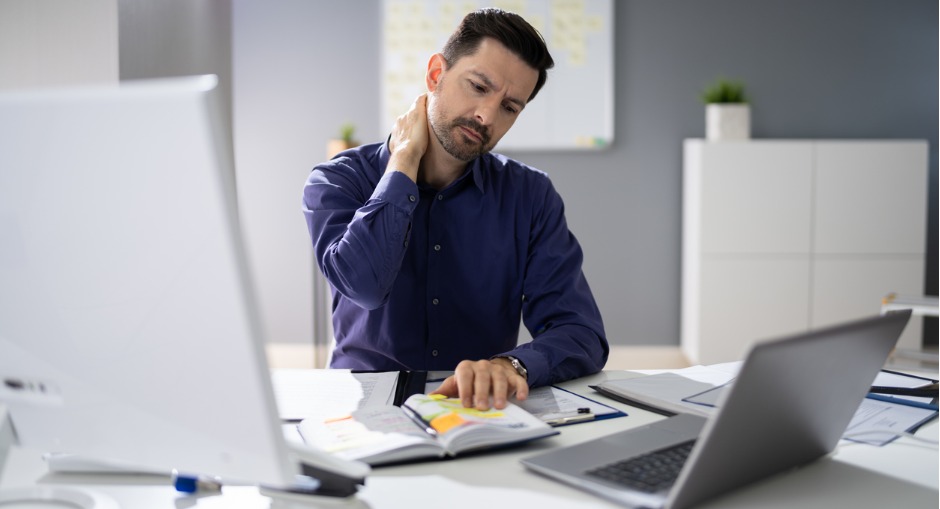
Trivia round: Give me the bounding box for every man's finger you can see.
[429,376,457,397]
[512,374,529,401]
[453,361,476,408]
[472,361,493,410]
[490,368,510,409]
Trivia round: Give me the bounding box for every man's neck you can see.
[418,141,469,190]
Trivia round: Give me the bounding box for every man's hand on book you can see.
[430,358,529,410]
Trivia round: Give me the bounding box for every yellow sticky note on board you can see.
[430,412,466,434]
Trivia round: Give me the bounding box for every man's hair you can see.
[441,8,554,103]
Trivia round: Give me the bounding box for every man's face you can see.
[427,38,539,162]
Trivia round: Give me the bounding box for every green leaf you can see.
[701,79,747,104]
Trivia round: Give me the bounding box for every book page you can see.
[403,395,556,454]
[298,406,443,465]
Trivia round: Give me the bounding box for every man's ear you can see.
[426,53,446,92]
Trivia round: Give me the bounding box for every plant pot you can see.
[706,103,750,141]
[327,139,357,159]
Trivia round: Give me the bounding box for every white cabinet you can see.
[682,139,927,365]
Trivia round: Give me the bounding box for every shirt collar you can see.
[379,137,487,194]
[378,137,391,170]
[468,156,487,194]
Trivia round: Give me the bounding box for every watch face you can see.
[509,357,527,377]
[495,356,526,378]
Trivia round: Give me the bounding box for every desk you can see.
[1,371,937,508]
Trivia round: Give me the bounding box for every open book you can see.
[297,394,558,466]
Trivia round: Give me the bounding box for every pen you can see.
[544,413,595,426]
[172,470,222,494]
[401,404,438,437]
[879,369,939,384]
[866,393,939,412]
[540,408,595,426]
[869,385,938,398]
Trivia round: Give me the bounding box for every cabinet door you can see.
[814,141,928,255]
[812,256,925,350]
[694,257,811,365]
[697,142,813,255]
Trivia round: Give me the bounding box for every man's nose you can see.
[474,97,500,126]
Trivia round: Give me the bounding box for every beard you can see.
[429,111,493,162]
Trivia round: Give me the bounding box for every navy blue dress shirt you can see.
[302,142,608,387]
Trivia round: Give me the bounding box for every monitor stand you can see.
[0,411,120,509]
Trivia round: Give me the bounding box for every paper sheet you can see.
[515,386,622,421]
[843,398,938,446]
[629,361,742,386]
[270,369,399,421]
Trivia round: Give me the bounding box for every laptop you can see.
[521,311,911,509]
[0,75,367,497]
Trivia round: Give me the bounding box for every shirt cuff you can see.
[372,170,419,213]
[505,349,549,388]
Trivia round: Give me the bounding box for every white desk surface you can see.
[1,370,937,509]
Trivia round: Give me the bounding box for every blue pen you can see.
[172,470,223,494]
[865,393,939,412]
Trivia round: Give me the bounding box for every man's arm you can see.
[432,177,607,408]
[510,180,609,388]
[302,95,429,309]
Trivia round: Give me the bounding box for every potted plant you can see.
[327,122,359,158]
[701,79,750,141]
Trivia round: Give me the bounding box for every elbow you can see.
[320,262,391,311]
[345,290,389,311]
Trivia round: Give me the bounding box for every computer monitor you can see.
[0,75,367,495]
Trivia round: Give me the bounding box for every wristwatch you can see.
[496,355,528,380]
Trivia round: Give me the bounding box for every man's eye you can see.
[503,105,518,114]
[470,81,485,93]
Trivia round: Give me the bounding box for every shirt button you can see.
[431,349,439,357]
[433,244,441,251]
[437,194,443,201]
[432,298,439,305]
[408,195,416,202]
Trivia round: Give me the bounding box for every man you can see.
[303,8,607,410]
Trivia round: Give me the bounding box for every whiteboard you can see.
[381,0,614,151]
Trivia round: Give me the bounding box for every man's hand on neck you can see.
[387,93,467,190]
[386,94,429,183]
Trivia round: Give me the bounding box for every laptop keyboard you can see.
[585,440,696,493]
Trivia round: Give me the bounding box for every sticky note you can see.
[430,412,465,433]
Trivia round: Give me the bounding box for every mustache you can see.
[452,118,490,145]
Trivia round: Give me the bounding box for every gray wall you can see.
[233,1,382,347]
[232,0,937,347]
[511,0,938,345]
[0,0,118,90]
[118,0,233,149]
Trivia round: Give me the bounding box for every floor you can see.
[265,343,692,371]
